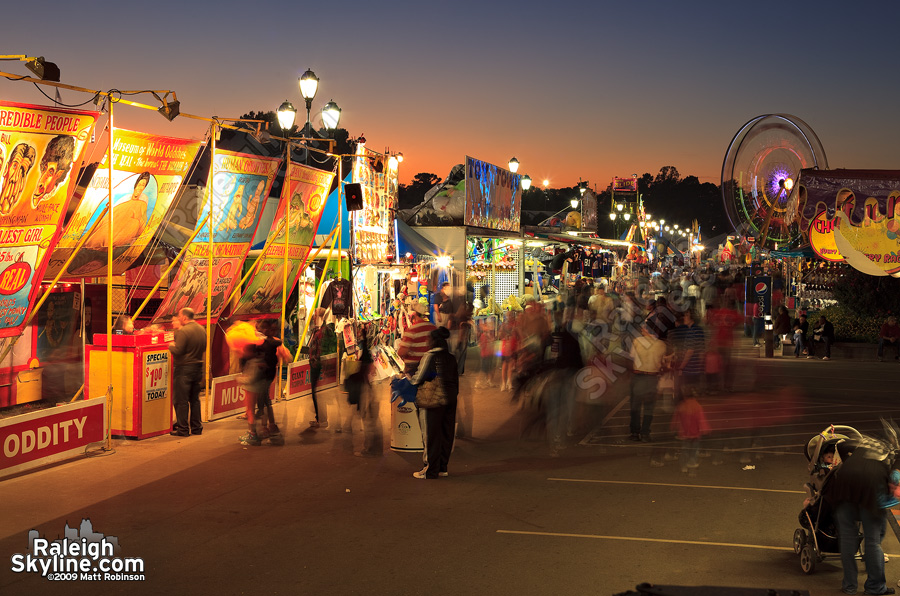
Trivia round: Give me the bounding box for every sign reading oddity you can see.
[0,397,105,477]
[45,129,201,279]
[465,156,521,231]
[0,102,98,337]
[151,148,281,325]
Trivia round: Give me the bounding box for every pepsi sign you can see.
[751,276,772,316]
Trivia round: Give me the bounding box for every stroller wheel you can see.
[793,528,807,554]
[800,544,817,574]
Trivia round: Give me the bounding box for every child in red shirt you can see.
[672,396,710,474]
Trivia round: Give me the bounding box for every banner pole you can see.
[0,204,110,368]
[204,122,216,421]
[130,213,210,321]
[295,227,339,362]
[223,213,290,309]
[338,158,343,281]
[105,102,115,452]
[279,146,292,400]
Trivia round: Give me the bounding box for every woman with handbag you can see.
[409,327,459,479]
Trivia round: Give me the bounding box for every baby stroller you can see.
[793,424,862,574]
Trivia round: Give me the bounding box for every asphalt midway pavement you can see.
[1,337,898,596]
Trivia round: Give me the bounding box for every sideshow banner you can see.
[798,169,900,276]
[46,129,201,279]
[151,149,280,324]
[464,156,521,231]
[0,102,98,338]
[353,145,396,264]
[232,163,333,318]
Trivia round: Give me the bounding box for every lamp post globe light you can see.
[321,100,341,131]
[608,212,617,221]
[570,198,579,210]
[277,100,297,131]
[521,175,532,190]
[508,157,519,173]
[299,69,319,119]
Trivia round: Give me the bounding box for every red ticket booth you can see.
[86,333,173,439]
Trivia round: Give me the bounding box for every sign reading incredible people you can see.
[0,102,98,337]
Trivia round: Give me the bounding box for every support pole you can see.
[295,227,340,361]
[0,204,110,368]
[204,122,216,419]
[130,213,210,321]
[105,102,115,452]
[279,147,292,400]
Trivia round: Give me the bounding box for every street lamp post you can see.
[298,69,319,164]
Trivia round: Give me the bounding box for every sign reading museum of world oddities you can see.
[46,128,200,279]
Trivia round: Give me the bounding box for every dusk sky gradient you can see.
[3,1,899,192]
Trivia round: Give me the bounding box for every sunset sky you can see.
[2,1,898,190]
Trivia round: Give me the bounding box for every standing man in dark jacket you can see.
[168,308,206,437]
[825,441,894,596]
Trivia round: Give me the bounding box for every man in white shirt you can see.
[628,324,668,442]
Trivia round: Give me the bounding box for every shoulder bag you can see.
[416,376,448,409]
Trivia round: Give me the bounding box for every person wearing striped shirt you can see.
[397,301,436,374]
[670,308,707,400]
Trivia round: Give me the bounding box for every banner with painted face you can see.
[45,129,200,279]
[464,156,521,231]
[0,102,98,338]
[232,162,333,318]
[151,148,281,325]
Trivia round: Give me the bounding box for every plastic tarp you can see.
[395,219,439,258]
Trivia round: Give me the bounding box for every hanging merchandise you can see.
[322,277,352,318]
[343,322,358,356]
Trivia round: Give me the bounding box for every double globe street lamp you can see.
[276,69,342,163]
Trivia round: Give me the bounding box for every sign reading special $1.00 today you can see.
[142,351,169,402]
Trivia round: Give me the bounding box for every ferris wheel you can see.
[721,114,828,250]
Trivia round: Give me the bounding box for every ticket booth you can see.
[86,333,172,439]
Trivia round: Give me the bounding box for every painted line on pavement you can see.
[547,477,804,494]
[496,529,794,552]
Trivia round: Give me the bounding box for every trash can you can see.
[390,402,423,452]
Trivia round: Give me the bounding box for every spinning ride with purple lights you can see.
[721,114,828,249]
